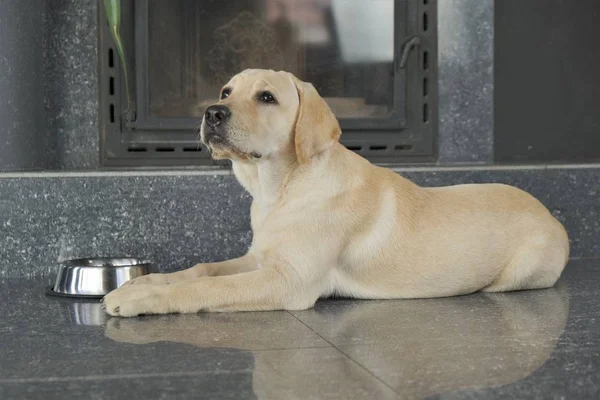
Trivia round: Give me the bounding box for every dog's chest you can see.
[250,201,279,232]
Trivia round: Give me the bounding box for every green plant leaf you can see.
[103,0,132,113]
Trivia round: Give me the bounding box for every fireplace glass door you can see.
[100,0,436,166]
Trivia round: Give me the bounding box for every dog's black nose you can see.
[204,105,231,127]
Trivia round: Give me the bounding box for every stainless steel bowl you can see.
[46,257,157,299]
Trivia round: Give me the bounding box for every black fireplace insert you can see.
[99,0,437,166]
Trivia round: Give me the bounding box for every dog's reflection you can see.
[308,284,570,398]
[104,284,569,399]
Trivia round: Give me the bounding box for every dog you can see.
[103,69,570,317]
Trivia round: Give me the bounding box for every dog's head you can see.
[200,69,341,163]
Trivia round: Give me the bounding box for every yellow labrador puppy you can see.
[104,69,569,317]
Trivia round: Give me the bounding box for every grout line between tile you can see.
[0,370,250,385]
[286,311,400,395]
[0,345,345,385]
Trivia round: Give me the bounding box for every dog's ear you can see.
[290,75,341,164]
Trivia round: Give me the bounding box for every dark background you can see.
[494,0,600,163]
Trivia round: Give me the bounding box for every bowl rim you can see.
[60,257,154,268]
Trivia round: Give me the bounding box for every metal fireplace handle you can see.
[397,36,421,69]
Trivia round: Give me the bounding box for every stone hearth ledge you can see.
[0,164,598,277]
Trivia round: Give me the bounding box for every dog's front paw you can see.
[103,284,172,317]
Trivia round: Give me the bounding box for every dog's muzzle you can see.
[203,104,231,144]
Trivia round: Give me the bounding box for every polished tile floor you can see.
[1,259,599,399]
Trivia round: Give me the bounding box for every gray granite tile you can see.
[428,347,600,400]
[0,174,251,277]
[549,261,600,350]
[534,168,600,258]
[0,0,99,172]
[0,330,255,380]
[0,347,397,400]
[0,296,395,400]
[437,0,494,163]
[344,344,600,400]
[291,260,600,398]
[0,1,49,171]
[1,166,598,277]
[398,168,539,187]
[43,0,99,170]
[0,373,257,400]
[3,261,600,398]
[292,281,571,347]
[292,287,572,397]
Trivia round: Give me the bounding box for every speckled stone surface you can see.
[43,0,100,170]
[0,259,598,399]
[437,0,494,164]
[0,0,99,172]
[0,173,251,278]
[0,0,50,171]
[0,166,598,277]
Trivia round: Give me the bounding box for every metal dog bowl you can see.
[46,257,157,299]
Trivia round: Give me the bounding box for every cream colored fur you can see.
[103,69,569,317]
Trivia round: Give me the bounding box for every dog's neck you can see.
[231,154,297,207]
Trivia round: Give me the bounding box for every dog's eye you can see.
[220,88,231,100]
[257,91,277,104]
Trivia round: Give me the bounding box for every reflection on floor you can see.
[1,259,598,399]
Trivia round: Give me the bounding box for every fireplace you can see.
[99,0,436,166]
